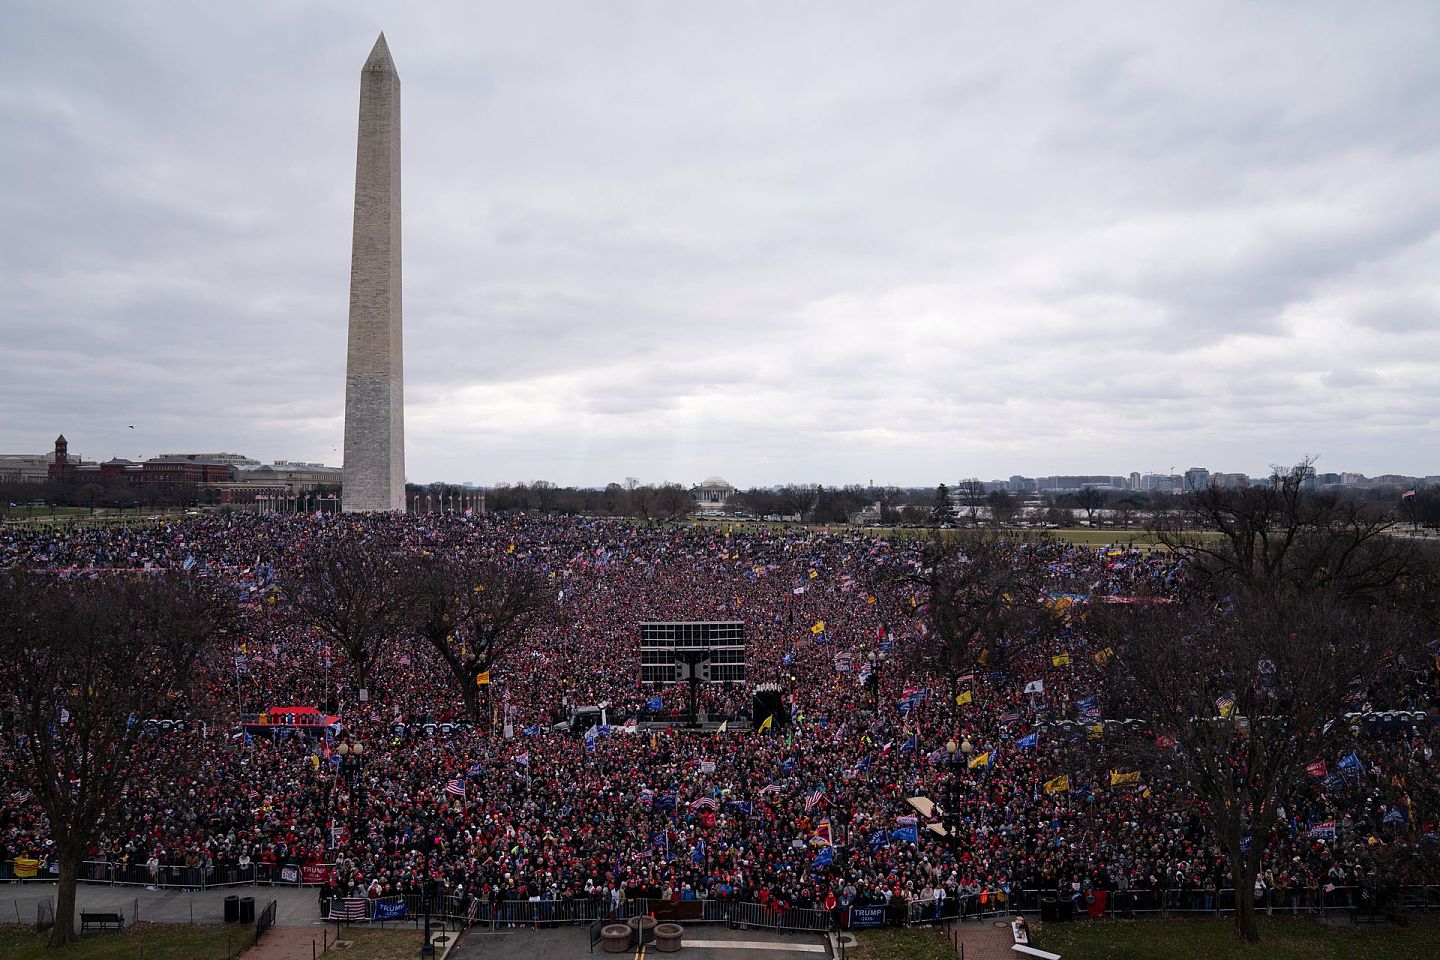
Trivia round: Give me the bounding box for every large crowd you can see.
[0,513,1435,920]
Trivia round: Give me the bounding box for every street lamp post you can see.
[337,741,366,841]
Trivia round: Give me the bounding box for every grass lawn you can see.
[320,925,431,959]
[0,923,256,959]
[847,926,959,960]
[1037,917,1440,960]
[847,918,1440,960]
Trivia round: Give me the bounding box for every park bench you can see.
[80,911,125,934]
[1011,918,1060,959]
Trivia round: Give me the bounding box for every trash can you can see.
[239,896,255,924]
[628,915,657,945]
[224,895,239,923]
[1040,898,1057,921]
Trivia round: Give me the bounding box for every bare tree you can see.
[403,554,553,720]
[1074,486,1107,526]
[1093,588,1419,944]
[884,530,1057,676]
[276,530,412,692]
[0,572,230,946]
[1151,458,1423,603]
[954,479,986,526]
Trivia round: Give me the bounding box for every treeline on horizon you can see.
[5,475,1437,529]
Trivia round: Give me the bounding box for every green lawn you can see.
[320,926,430,959]
[0,923,255,959]
[848,918,1440,960]
[1030,917,1438,960]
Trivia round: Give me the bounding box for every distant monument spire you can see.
[342,32,406,512]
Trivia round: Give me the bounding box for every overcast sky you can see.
[2,2,1437,487]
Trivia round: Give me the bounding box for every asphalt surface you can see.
[451,923,831,960]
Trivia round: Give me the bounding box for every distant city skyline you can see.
[2,3,1438,485]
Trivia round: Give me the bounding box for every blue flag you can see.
[900,733,918,754]
[781,758,797,774]
[890,825,918,843]
[647,695,664,711]
[813,845,833,868]
[1015,732,1038,749]
[691,839,706,864]
[374,900,407,920]
[655,793,677,812]
[726,800,752,816]
[1338,753,1362,771]
[868,829,888,852]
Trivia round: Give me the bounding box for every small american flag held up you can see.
[444,779,466,797]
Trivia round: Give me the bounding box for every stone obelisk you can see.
[342,33,406,513]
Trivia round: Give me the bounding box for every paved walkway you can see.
[935,920,1018,960]
[0,882,322,927]
[451,924,831,960]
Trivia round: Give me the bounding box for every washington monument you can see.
[342,33,406,512]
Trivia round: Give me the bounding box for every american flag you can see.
[896,814,918,826]
[444,779,467,797]
[689,796,719,811]
[805,789,827,812]
[333,898,369,921]
[759,783,782,796]
[467,898,481,925]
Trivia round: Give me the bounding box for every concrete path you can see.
[451,924,831,960]
[1,882,323,928]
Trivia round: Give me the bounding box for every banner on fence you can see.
[278,864,301,884]
[848,905,885,928]
[302,864,336,885]
[374,900,407,921]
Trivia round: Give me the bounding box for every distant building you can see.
[691,476,735,511]
[154,452,260,466]
[1211,472,1251,489]
[1183,467,1210,493]
[1037,475,1126,493]
[1129,472,1142,491]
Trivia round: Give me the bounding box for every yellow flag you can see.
[1086,723,1104,740]
[811,621,826,635]
[758,715,773,733]
[507,543,515,554]
[1093,647,1114,665]
[476,671,491,686]
[808,570,819,579]
[311,754,320,770]
[1110,770,1141,787]
[866,596,876,604]
[1044,774,1070,794]
[955,691,973,706]
[968,751,989,769]
[1052,653,1071,667]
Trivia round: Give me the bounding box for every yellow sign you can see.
[476,671,491,686]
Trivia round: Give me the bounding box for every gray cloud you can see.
[1,1,1437,486]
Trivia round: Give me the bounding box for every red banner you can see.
[302,864,336,885]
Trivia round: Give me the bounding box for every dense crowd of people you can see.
[0,513,1434,923]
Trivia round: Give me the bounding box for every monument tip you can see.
[364,32,397,75]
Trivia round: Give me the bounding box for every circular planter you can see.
[654,922,684,952]
[601,923,631,953]
[628,914,658,944]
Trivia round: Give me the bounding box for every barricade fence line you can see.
[0,860,339,892]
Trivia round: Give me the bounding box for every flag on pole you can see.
[444,779,467,798]
[1109,770,1141,787]
[968,751,990,769]
[810,818,833,846]
[1015,732,1039,749]
[758,715,774,733]
[1051,653,1071,667]
[1044,774,1070,794]
[1024,679,1044,694]
[955,690,973,706]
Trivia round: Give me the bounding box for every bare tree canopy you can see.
[0,572,230,946]
[888,530,1058,675]
[276,529,413,692]
[402,553,554,720]
[1151,458,1426,604]
[1092,587,1424,943]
